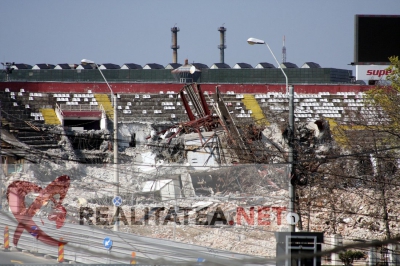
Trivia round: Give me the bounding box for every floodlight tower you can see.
[282,35,287,63]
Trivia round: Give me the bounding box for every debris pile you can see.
[2,83,396,257]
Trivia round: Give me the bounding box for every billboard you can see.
[356,65,392,81]
[354,15,400,63]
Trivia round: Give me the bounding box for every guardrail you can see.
[59,104,100,111]
[0,210,267,265]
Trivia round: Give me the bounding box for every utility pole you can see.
[288,85,295,232]
[113,93,119,232]
[247,37,295,231]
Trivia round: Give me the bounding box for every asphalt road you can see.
[0,249,61,264]
[1,210,270,265]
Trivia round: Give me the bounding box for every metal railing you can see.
[59,104,100,111]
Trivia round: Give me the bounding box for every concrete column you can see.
[331,234,343,265]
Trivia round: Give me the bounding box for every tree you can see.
[353,56,400,239]
[339,250,365,266]
[364,56,400,138]
[300,57,400,240]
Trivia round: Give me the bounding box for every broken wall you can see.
[118,122,154,148]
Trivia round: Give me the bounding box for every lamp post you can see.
[247,38,296,232]
[81,59,119,231]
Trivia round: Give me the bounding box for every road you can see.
[1,211,270,265]
[0,249,61,264]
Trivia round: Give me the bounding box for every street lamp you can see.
[81,59,119,231]
[247,38,296,232]
[247,38,289,94]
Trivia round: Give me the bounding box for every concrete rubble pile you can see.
[2,98,398,258]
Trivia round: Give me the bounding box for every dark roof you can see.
[78,64,95,69]
[280,62,298,68]
[101,63,120,69]
[171,64,202,82]
[172,64,195,73]
[123,63,143,69]
[212,63,231,69]
[234,63,253,69]
[33,64,55,69]
[56,64,74,69]
[257,62,275,68]
[144,63,164,69]
[12,63,32,69]
[192,63,209,69]
[166,63,182,69]
[302,62,321,68]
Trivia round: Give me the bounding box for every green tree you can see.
[338,250,365,266]
[364,56,400,136]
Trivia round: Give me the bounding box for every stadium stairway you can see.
[0,91,60,150]
[39,108,61,125]
[94,94,113,119]
[241,94,269,125]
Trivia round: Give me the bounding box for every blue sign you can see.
[112,196,123,207]
[197,258,206,262]
[103,237,113,250]
[30,226,38,237]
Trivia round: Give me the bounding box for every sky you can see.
[0,0,399,73]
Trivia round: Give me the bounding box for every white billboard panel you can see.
[356,65,392,80]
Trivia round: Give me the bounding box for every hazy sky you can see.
[1,1,398,72]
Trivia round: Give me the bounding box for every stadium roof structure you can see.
[171,63,202,82]
[55,64,76,70]
[32,64,55,70]
[99,63,121,69]
[76,64,96,70]
[11,63,32,70]
[255,62,275,69]
[143,63,164,69]
[301,62,321,68]
[192,63,209,70]
[121,63,142,69]
[210,63,231,69]
[280,62,298,68]
[165,63,182,69]
[233,63,253,69]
